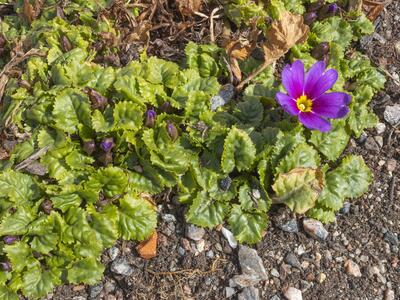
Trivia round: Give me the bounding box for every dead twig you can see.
[210,7,222,43]
[14,146,50,171]
[236,61,275,91]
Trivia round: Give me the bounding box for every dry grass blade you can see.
[177,0,203,16]
[236,12,309,91]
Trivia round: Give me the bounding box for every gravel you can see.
[279,219,299,233]
[384,104,400,125]
[110,258,133,276]
[283,287,302,300]
[185,225,205,241]
[225,287,236,298]
[284,252,301,269]
[221,227,238,249]
[88,283,103,299]
[302,219,329,240]
[238,246,268,280]
[344,260,362,277]
[238,287,260,300]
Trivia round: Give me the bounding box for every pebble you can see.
[384,105,400,125]
[108,247,120,261]
[271,268,280,278]
[270,296,281,300]
[238,245,268,280]
[178,246,186,256]
[186,225,205,241]
[238,287,260,300]
[384,288,395,300]
[225,287,236,298]
[344,260,362,277]
[360,255,369,263]
[283,287,303,300]
[284,252,301,269]
[339,202,350,214]
[162,214,176,223]
[221,227,238,249]
[103,280,116,293]
[384,231,398,246]
[364,137,380,152]
[376,122,386,134]
[296,245,306,256]
[357,132,368,143]
[317,272,327,283]
[279,219,299,233]
[387,159,397,172]
[303,219,329,240]
[374,136,383,148]
[230,274,260,288]
[206,250,215,259]
[89,283,103,299]
[196,239,206,252]
[395,42,400,56]
[110,258,133,276]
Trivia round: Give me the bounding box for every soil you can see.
[43,1,400,300]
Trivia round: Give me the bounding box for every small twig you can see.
[379,68,400,86]
[193,11,208,19]
[147,258,226,276]
[209,7,222,43]
[14,146,50,171]
[222,56,234,84]
[389,176,396,202]
[236,60,275,91]
[363,0,392,5]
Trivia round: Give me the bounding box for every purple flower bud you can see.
[86,88,108,111]
[166,122,178,141]
[60,35,72,52]
[0,262,11,272]
[145,109,157,128]
[219,177,232,191]
[160,102,173,113]
[3,235,18,245]
[311,42,330,60]
[304,12,317,25]
[100,137,115,152]
[41,199,53,215]
[318,3,338,20]
[83,140,96,155]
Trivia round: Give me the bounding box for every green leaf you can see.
[21,266,61,299]
[0,170,42,204]
[92,108,114,132]
[145,57,180,89]
[186,191,229,228]
[312,17,353,49]
[309,120,349,161]
[0,206,36,236]
[4,242,37,273]
[276,143,321,173]
[347,102,378,137]
[113,101,143,131]
[221,127,256,173]
[306,207,336,223]
[272,168,324,214]
[50,193,82,212]
[88,205,119,248]
[228,205,268,244]
[118,193,157,241]
[233,98,264,127]
[0,287,18,300]
[67,257,105,285]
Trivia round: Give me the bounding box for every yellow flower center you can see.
[296,95,313,112]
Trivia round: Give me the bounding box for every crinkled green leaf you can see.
[276,143,320,173]
[186,191,229,228]
[312,17,353,49]
[88,205,119,248]
[67,257,104,285]
[113,101,143,131]
[0,170,42,204]
[272,168,324,214]
[118,193,157,241]
[228,205,268,244]
[0,206,36,236]
[306,207,336,223]
[21,266,61,299]
[221,127,256,173]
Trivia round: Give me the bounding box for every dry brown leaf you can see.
[366,3,385,21]
[177,0,203,16]
[225,39,253,82]
[262,11,309,65]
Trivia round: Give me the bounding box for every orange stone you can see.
[137,231,157,259]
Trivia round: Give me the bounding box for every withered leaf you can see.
[262,12,309,65]
[177,0,203,16]
[226,38,256,82]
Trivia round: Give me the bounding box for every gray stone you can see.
[303,219,329,240]
[238,287,260,300]
[339,202,350,214]
[178,246,186,256]
[384,105,400,125]
[110,258,133,276]
[357,132,368,143]
[284,252,301,269]
[211,84,235,111]
[162,214,177,223]
[384,231,398,246]
[89,283,103,299]
[103,280,116,293]
[374,136,384,148]
[231,274,261,288]
[279,219,299,233]
[271,268,280,278]
[225,287,236,298]
[108,246,120,261]
[206,250,215,259]
[221,227,238,249]
[238,245,268,280]
[270,296,281,300]
[185,225,205,241]
[364,137,380,152]
[376,122,386,134]
[283,287,302,300]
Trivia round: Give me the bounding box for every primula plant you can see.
[0,0,385,298]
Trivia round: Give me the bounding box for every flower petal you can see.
[298,112,332,132]
[312,92,351,118]
[276,92,299,116]
[307,69,338,99]
[304,61,326,96]
[282,60,305,98]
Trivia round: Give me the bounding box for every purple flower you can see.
[276,60,351,132]
[100,137,115,152]
[3,235,18,245]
